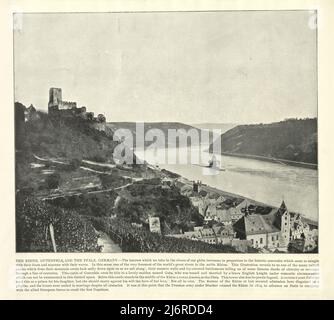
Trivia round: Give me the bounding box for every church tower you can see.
[274,200,291,247]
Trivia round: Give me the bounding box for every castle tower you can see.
[48,88,62,112]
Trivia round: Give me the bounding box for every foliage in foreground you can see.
[90,216,238,253]
[16,195,100,252]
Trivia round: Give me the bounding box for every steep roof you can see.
[217,203,231,210]
[200,228,215,237]
[212,226,223,234]
[216,209,232,221]
[277,200,288,216]
[243,214,280,235]
[261,210,277,226]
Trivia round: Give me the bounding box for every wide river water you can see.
[135,146,318,221]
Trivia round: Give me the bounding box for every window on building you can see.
[276,235,279,240]
[260,238,263,244]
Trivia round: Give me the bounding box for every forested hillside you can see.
[107,122,205,148]
[209,118,317,164]
[15,102,119,163]
[15,102,238,253]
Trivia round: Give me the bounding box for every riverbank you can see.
[177,175,269,207]
[136,145,317,169]
[136,146,318,223]
[218,152,317,170]
[162,166,318,225]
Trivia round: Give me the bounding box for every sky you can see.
[14,11,317,124]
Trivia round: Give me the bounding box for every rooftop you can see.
[243,214,280,235]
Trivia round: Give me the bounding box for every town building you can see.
[213,225,235,244]
[289,214,318,252]
[192,180,202,193]
[233,201,291,250]
[200,228,217,244]
[199,196,246,223]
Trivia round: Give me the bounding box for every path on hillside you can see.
[41,182,133,201]
[82,159,116,168]
[79,166,111,175]
[95,229,122,253]
[33,154,113,175]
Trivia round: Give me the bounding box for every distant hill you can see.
[209,118,317,166]
[192,123,238,134]
[108,121,197,134]
[107,122,211,148]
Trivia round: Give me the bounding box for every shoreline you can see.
[134,146,318,170]
[216,151,317,170]
[158,167,318,226]
[67,152,318,225]
[32,153,319,227]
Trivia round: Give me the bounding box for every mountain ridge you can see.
[209,118,317,166]
[107,121,208,148]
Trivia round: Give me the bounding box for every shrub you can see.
[16,195,100,252]
[45,173,60,189]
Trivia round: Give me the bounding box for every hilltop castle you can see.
[48,87,106,131]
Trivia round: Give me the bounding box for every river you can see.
[135,146,318,221]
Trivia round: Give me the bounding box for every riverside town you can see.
[15,87,318,254]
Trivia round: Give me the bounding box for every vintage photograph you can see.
[14,11,318,254]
